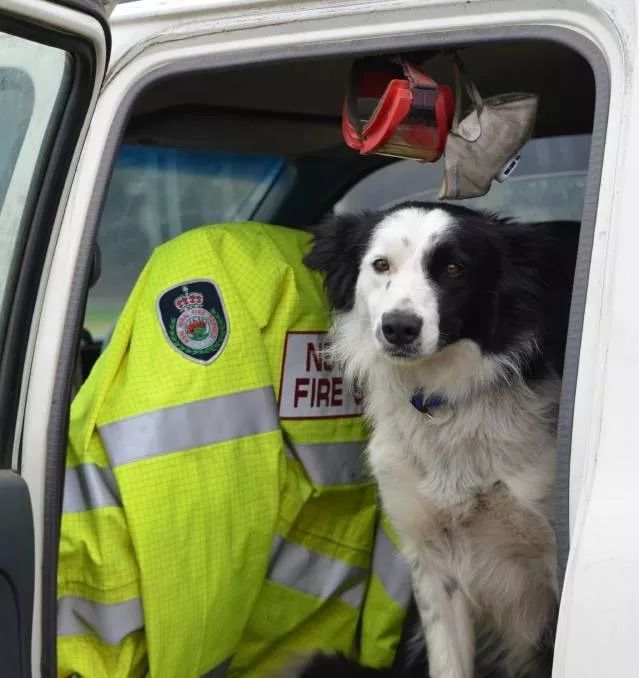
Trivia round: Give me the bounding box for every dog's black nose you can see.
[381,311,423,346]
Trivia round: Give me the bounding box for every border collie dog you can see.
[298,203,579,678]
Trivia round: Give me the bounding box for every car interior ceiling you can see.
[122,39,595,227]
[126,40,595,155]
[76,37,596,384]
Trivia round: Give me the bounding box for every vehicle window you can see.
[0,33,71,352]
[336,135,590,222]
[85,146,294,338]
[0,67,34,206]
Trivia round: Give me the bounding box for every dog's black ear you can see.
[304,211,377,310]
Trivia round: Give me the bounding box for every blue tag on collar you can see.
[410,392,447,414]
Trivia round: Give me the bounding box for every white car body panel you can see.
[12,0,638,674]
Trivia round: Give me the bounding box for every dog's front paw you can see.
[428,665,470,678]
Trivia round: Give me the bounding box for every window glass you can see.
[0,68,33,205]
[336,135,590,223]
[0,33,71,345]
[86,146,292,338]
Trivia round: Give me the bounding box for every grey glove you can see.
[439,55,538,200]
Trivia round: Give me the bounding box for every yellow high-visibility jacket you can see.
[58,222,411,678]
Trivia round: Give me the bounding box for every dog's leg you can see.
[412,564,474,678]
[498,583,557,678]
[499,632,554,678]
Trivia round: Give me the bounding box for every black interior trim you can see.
[44,22,609,676]
[272,154,391,227]
[0,471,34,677]
[125,105,345,157]
[130,104,342,129]
[554,50,610,590]
[129,41,594,142]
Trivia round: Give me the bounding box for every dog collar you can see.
[410,391,447,416]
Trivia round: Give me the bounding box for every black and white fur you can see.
[295,203,579,678]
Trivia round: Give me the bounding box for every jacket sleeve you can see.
[57,422,149,678]
[57,267,152,678]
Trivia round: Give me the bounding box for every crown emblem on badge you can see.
[174,286,204,311]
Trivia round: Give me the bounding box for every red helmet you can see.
[342,57,454,162]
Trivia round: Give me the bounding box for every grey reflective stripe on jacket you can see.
[371,524,413,608]
[97,385,365,485]
[63,463,121,513]
[57,596,144,645]
[99,386,280,466]
[268,535,367,608]
[285,440,368,485]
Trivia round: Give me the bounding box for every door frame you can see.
[0,1,109,675]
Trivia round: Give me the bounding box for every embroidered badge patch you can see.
[157,279,229,365]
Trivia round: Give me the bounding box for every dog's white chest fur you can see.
[366,368,558,549]
[367,374,557,513]
[363,370,559,677]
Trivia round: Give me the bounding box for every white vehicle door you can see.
[0,1,110,675]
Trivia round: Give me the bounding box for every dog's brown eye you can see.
[372,258,390,273]
[446,263,462,277]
